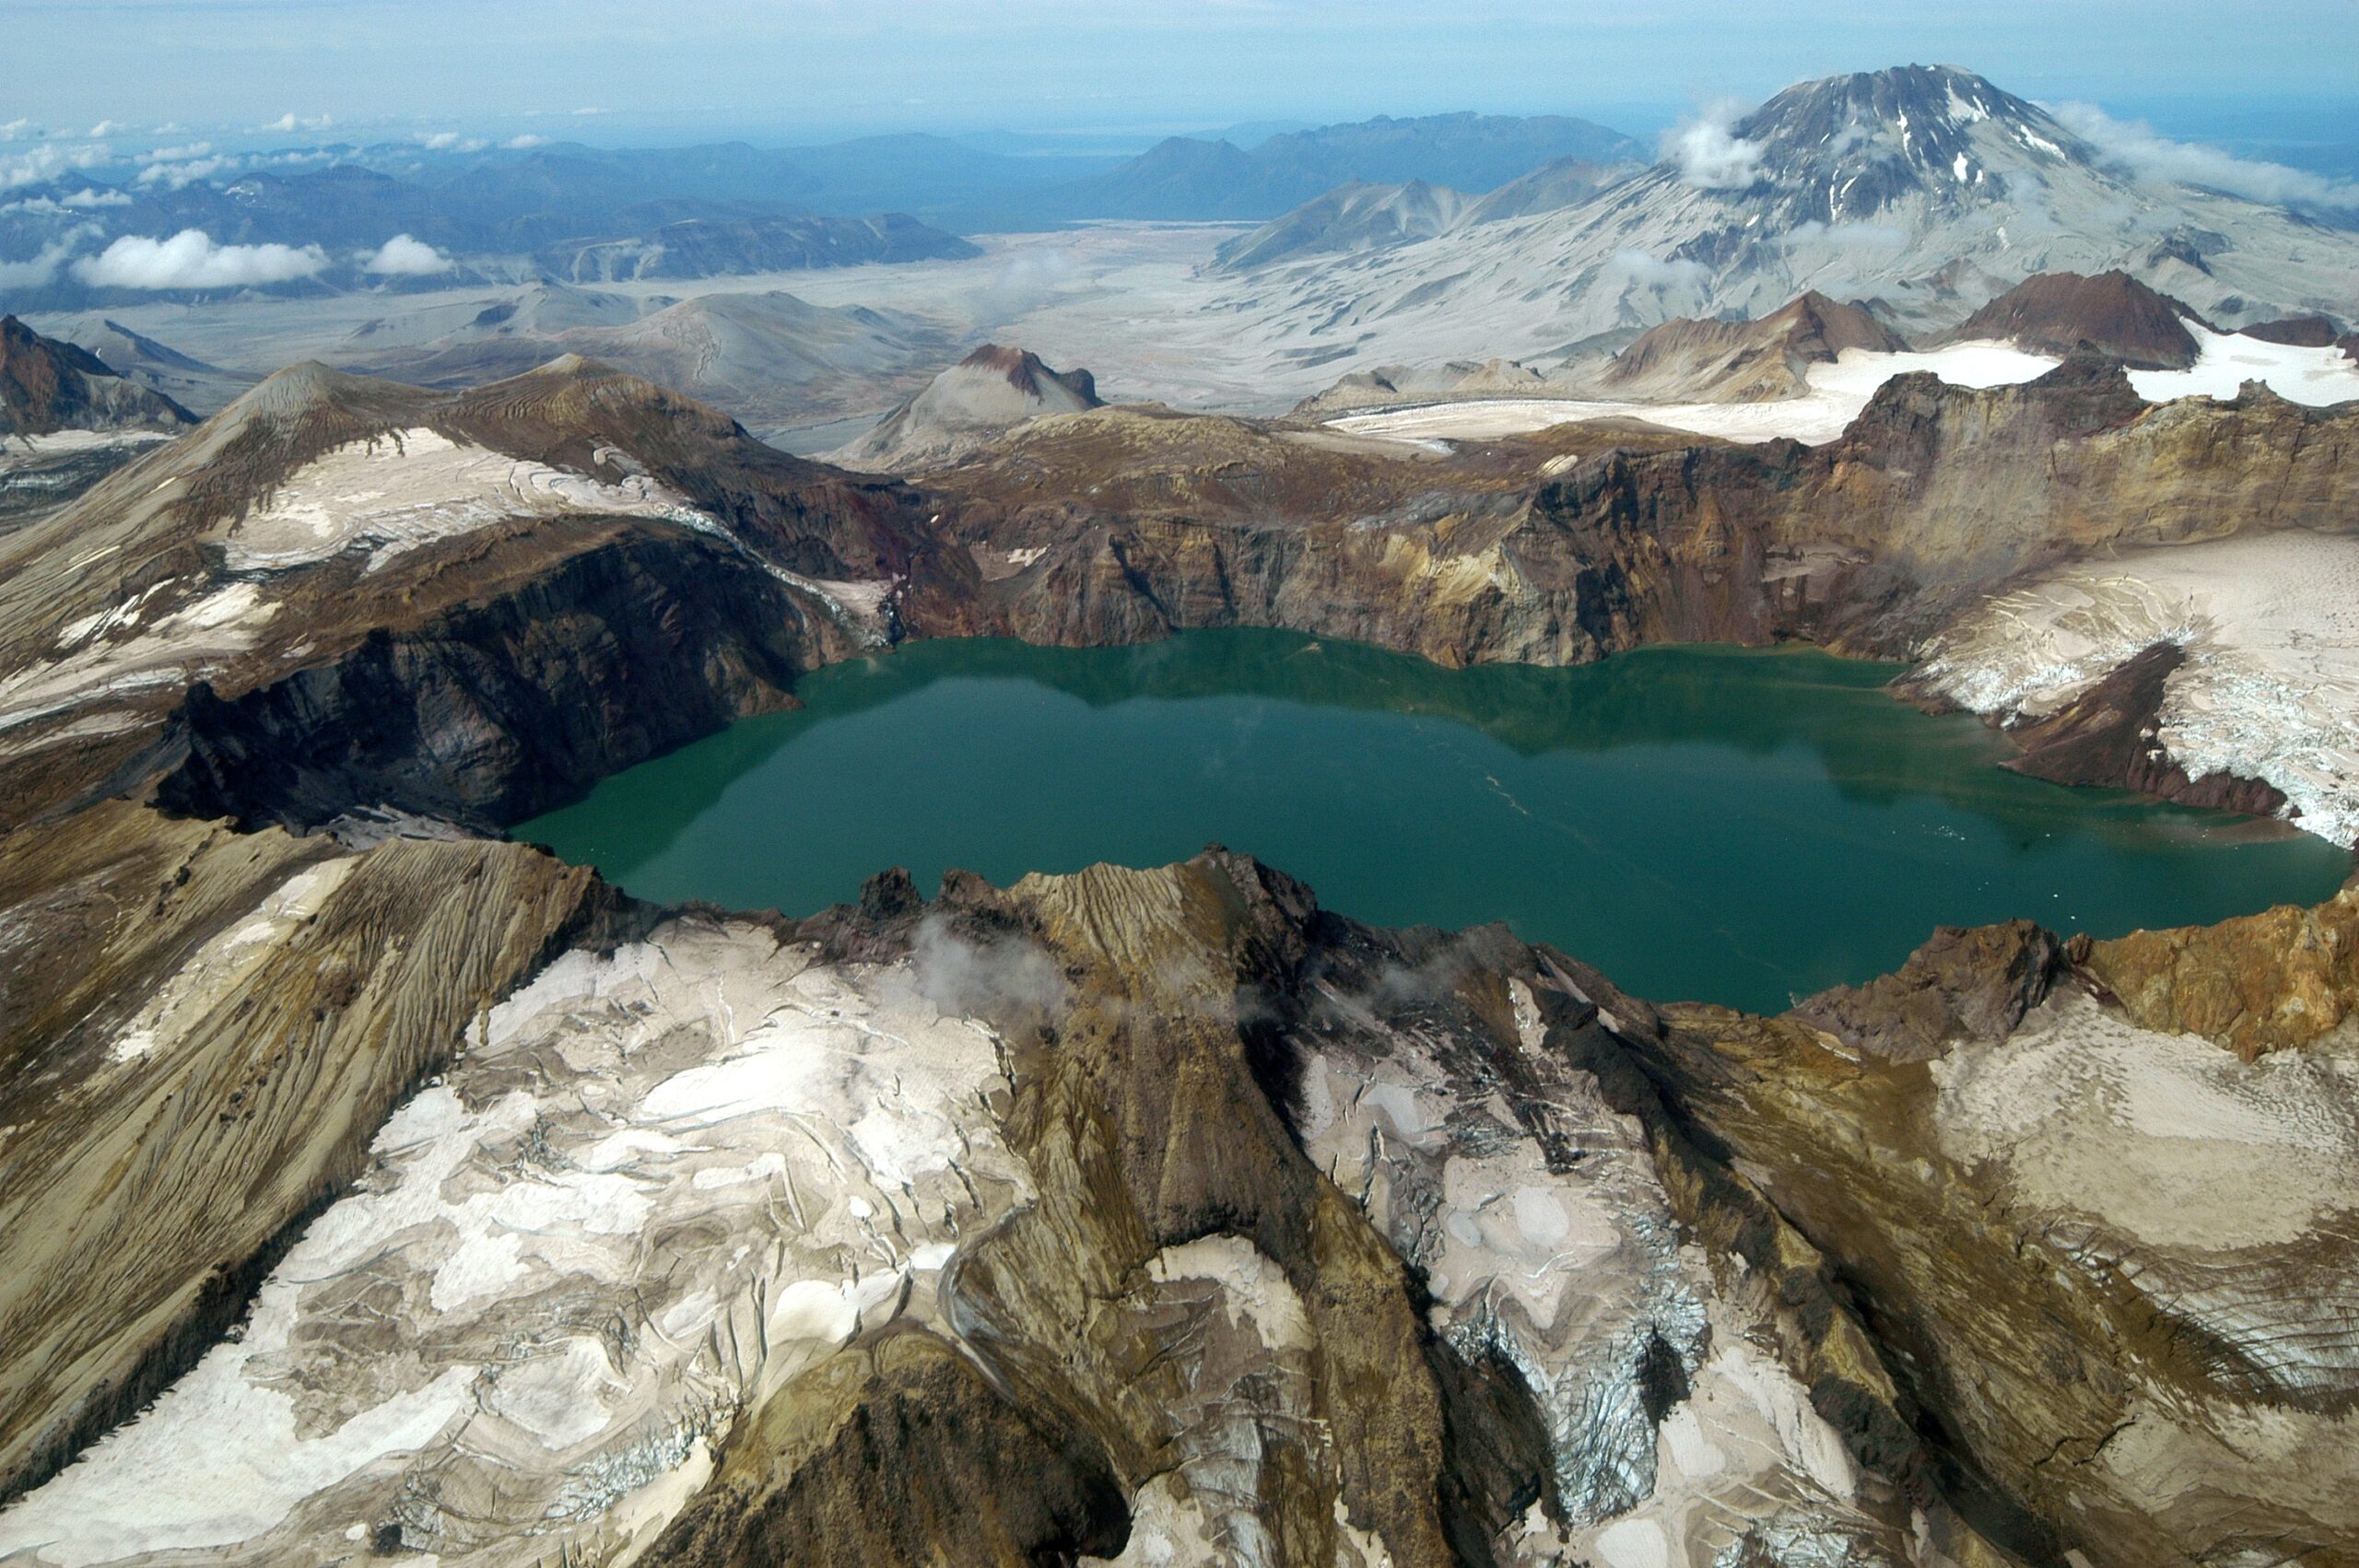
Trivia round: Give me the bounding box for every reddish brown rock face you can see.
[1936,270,2205,369]
[0,315,194,439]
[1599,290,1911,403]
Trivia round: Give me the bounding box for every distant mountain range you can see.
[0,156,980,310]
[0,111,1648,310]
[971,112,1641,227]
[1195,64,2359,376]
[1210,158,1642,271]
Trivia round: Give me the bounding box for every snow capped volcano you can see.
[1725,64,2089,226]
[1196,64,2359,392]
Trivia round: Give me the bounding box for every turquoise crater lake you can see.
[517,631,2349,1013]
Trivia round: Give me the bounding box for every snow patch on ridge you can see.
[2130,323,2359,407]
[1328,339,2059,448]
[224,426,720,572]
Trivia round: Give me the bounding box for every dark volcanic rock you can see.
[1600,290,1910,402]
[158,532,827,833]
[1989,639,2291,818]
[1791,919,2064,1060]
[1938,269,2205,369]
[0,315,195,437]
[2238,314,2341,348]
[652,1328,1131,1568]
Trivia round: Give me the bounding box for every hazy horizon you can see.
[6,0,2354,153]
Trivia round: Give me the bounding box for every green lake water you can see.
[516,630,2350,1013]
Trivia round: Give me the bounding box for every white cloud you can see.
[137,140,212,164]
[137,157,236,189]
[73,229,328,290]
[1607,248,1709,289]
[364,233,453,275]
[0,229,98,290]
[0,120,35,143]
[1778,219,1908,251]
[2048,102,2359,215]
[87,120,124,139]
[504,134,551,149]
[0,191,123,214]
[420,131,463,150]
[257,112,334,135]
[1662,99,1763,192]
[1,142,110,193]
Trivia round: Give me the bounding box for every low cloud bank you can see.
[0,230,97,289]
[74,228,327,289]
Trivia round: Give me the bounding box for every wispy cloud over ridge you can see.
[1663,100,1762,191]
[2048,102,2359,214]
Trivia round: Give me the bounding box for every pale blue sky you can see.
[6,0,2354,143]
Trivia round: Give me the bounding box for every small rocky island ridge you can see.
[0,52,2357,1568]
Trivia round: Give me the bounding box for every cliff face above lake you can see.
[1,348,2356,1564]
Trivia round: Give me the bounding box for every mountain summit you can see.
[1200,62,2359,380]
[834,345,1105,472]
[1729,64,2092,225]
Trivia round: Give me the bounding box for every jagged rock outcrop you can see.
[1932,639,2289,819]
[831,344,1105,474]
[2239,313,2343,348]
[1652,910,2359,1565]
[1933,269,2205,369]
[0,315,195,438]
[0,356,948,829]
[1599,290,1910,402]
[2085,882,2359,1059]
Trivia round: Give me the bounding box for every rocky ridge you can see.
[1597,290,1911,402]
[829,343,1105,474]
[0,347,2354,1564]
[0,315,195,439]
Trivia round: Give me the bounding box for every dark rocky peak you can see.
[228,359,427,419]
[164,363,439,527]
[1729,64,2094,222]
[1600,290,1909,402]
[1939,270,2205,369]
[1837,345,2144,453]
[0,314,197,438]
[1759,289,1913,355]
[2238,314,2341,348]
[957,344,1102,406]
